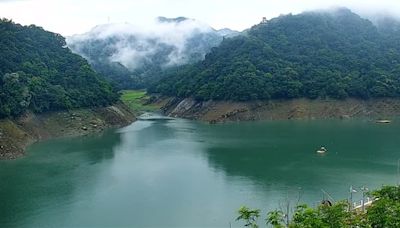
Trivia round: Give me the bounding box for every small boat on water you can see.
[317,146,327,154]
[376,119,391,124]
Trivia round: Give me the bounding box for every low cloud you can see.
[66,17,220,70]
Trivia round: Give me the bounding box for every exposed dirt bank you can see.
[0,103,135,160]
[155,97,400,123]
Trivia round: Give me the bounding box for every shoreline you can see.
[0,103,135,160]
[154,97,400,123]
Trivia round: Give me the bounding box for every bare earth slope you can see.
[0,103,135,160]
[157,98,400,123]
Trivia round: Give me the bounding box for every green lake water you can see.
[1,116,399,227]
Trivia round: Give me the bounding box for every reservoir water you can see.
[1,116,399,227]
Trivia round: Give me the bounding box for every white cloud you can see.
[1,0,400,35]
[67,17,218,70]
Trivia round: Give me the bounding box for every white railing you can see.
[353,197,375,210]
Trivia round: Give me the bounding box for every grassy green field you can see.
[120,90,159,114]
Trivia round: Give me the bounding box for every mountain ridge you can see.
[0,18,119,118]
[150,8,400,101]
[66,17,239,89]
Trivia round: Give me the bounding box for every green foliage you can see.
[236,206,261,228]
[120,90,158,113]
[237,185,400,228]
[0,73,31,117]
[151,8,400,101]
[367,186,400,227]
[291,204,325,228]
[291,202,351,228]
[266,210,285,228]
[0,19,118,118]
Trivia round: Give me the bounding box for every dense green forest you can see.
[0,19,118,118]
[150,8,400,101]
[237,185,400,228]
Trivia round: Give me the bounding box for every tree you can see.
[237,186,400,227]
[266,210,285,228]
[367,186,400,227]
[0,19,119,118]
[151,8,400,102]
[236,206,261,228]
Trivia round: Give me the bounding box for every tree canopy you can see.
[150,8,400,101]
[0,19,118,118]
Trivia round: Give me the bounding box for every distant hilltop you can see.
[157,16,190,23]
[150,8,400,101]
[66,17,239,90]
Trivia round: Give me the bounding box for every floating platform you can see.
[317,146,327,154]
[376,120,391,124]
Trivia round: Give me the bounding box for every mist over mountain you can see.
[67,17,239,89]
[370,15,400,34]
[216,28,240,37]
[151,8,400,101]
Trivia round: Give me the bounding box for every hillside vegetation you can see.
[0,19,118,118]
[150,8,400,101]
[67,17,238,89]
[120,90,159,114]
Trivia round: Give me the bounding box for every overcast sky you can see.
[0,0,400,36]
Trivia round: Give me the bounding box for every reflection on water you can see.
[200,120,399,204]
[0,131,123,227]
[0,117,399,227]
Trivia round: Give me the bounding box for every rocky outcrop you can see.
[0,103,135,160]
[156,97,400,123]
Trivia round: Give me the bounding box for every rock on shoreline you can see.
[154,97,400,123]
[0,103,135,160]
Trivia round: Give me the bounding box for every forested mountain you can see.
[67,17,238,89]
[150,8,400,101]
[0,19,118,118]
